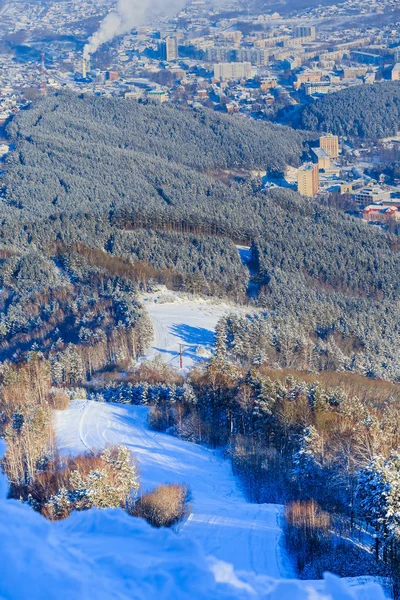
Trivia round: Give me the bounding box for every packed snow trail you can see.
[55,400,292,578]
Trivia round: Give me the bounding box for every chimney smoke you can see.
[83,0,187,59]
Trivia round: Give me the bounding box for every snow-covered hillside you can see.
[55,400,290,578]
[47,287,388,598]
[0,448,385,600]
[141,288,245,370]
[16,403,376,599]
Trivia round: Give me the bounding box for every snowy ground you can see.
[141,287,246,370]
[0,436,385,600]
[48,285,388,597]
[55,400,292,578]
[53,401,388,598]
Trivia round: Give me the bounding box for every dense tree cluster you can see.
[214,190,400,380]
[22,446,140,520]
[110,229,248,299]
[2,92,303,220]
[1,355,58,487]
[295,81,400,140]
[215,305,400,381]
[0,247,153,372]
[0,93,398,379]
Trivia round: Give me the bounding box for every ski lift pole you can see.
[179,343,183,369]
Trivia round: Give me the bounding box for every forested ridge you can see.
[2,92,303,220]
[296,81,400,140]
[0,92,399,379]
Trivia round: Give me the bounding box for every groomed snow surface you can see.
[55,401,290,578]
[49,401,386,600]
[0,461,385,600]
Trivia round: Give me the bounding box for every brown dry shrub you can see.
[286,499,331,531]
[47,389,70,411]
[131,484,190,528]
[11,453,104,505]
[133,358,184,386]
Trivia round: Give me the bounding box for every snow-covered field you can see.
[142,288,245,370]
[55,400,291,578]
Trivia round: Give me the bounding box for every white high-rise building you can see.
[213,62,252,81]
[159,36,178,61]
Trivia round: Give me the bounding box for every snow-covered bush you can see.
[15,445,139,520]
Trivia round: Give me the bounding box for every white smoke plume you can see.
[84,0,186,59]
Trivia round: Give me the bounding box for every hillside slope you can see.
[0,437,385,600]
[0,94,399,379]
[3,92,304,220]
[55,400,291,578]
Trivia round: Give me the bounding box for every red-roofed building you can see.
[362,205,400,223]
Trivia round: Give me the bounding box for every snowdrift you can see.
[0,439,386,600]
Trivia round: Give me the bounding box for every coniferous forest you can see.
[295,81,400,140]
[0,92,399,379]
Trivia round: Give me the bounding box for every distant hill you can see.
[253,0,346,14]
[295,81,400,140]
[3,92,304,221]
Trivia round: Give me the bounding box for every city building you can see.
[213,62,252,81]
[295,71,321,87]
[362,205,400,222]
[260,77,277,91]
[342,67,367,79]
[320,134,339,158]
[159,36,179,61]
[106,71,118,81]
[312,148,331,170]
[207,47,233,62]
[353,186,392,206]
[297,163,319,197]
[350,51,382,65]
[294,25,316,40]
[304,81,330,95]
[235,48,269,66]
[340,183,353,195]
[392,63,400,81]
[147,90,168,103]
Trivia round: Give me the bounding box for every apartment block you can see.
[297,163,319,197]
[213,62,252,81]
[320,134,339,158]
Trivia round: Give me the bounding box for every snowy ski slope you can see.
[50,285,387,596]
[54,400,292,578]
[0,434,385,600]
